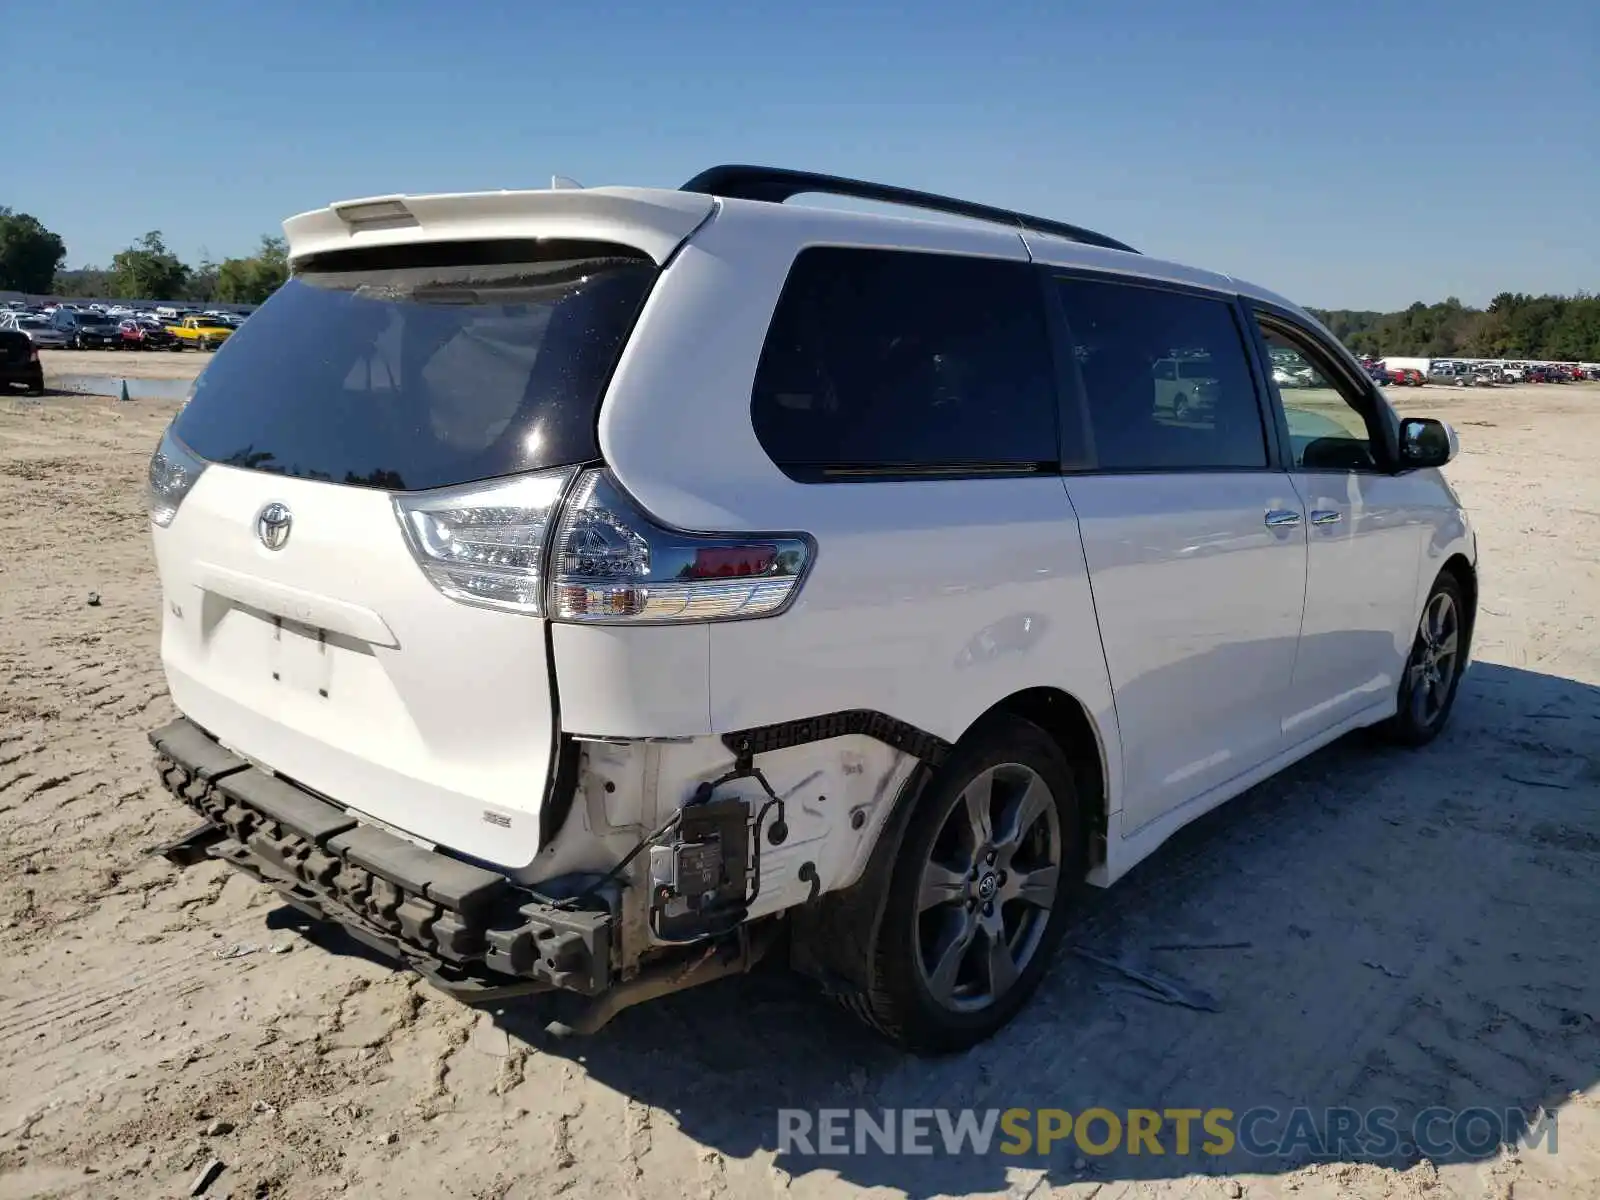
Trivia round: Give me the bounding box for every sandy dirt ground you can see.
[1,384,1598,1200]
[37,348,209,383]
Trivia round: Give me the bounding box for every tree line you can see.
[1307,293,1599,362]
[4,203,1598,353]
[0,208,287,305]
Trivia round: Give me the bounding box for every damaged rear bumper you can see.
[148,717,613,1002]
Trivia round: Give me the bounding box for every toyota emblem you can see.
[256,502,292,551]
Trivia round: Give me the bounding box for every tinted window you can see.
[1258,321,1381,471]
[1053,278,1267,471]
[172,242,656,492]
[751,248,1057,479]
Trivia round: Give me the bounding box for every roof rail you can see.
[680,164,1139,255]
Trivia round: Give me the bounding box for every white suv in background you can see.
[147,165,1476,1053]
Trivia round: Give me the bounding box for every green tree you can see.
[1312,293,1600,362]
[186,248,220,303]
[0,207,68,293]
[215,235,288,304]
[52,267,114,298]
[110,231,190,300]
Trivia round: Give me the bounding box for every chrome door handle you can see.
[1264,509,1303,529]
[1310,509,1342,526]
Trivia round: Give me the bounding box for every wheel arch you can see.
[960,686,1110,874]
[1439,551,1478,656]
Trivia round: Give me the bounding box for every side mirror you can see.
[1399,416,1458,469]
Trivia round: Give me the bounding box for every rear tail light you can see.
[394,467,813,623]
[548,469,812,624]
[394,467,576,615]
[148,428,208,528]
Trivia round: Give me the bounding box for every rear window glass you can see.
[1052,277,1268,472]
[172,242,656,492]
[751,247,1059,480]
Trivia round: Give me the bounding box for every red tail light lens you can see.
[689,546,778,579]
[549,470,812,624]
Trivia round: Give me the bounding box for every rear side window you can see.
[751,248,1058,480]
[1052,277,1268,472]
[172,241,656,492]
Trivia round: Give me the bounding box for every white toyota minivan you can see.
[148,166,1476,1053]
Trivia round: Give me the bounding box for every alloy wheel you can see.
[914,763,1062,1012]
[1408,590,1460,725]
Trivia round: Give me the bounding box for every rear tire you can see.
[848,715,1082,1054]
[1380,572,1468,746]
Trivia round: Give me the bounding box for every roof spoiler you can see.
[283,188,717,267]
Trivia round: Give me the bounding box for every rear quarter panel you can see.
[594,203,1123,810]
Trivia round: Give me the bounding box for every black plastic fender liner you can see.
[719,710,952,767]
[786,760,936,1002]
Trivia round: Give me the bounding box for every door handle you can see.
[1264,509,1303,529]
[1310,509,1343,526]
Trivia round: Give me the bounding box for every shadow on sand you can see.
[286,661,1600,1196]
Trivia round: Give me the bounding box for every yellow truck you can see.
[167,316,234,352]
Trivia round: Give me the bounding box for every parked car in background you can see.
[1153,355,1222,418]
[0,311,71,349]
[1364,362,1391,385]
[1470,365,1502,386]
[0,330,45,394]
[51,307,122,349]
[1388,367,1425,386]
[1426,363,1470,387]
[167,314,235,351]
[120,318,181,351]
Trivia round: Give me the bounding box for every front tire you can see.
[851,715,1081,1054]
[1381,572,1468,745]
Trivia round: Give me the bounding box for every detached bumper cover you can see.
[149,717,612,999]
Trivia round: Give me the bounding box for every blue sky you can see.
[5,0,1595,309]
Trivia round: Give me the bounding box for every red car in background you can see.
[119,319,181,352]
[1387,367,1425,386]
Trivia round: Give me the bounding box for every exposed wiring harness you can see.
[551,752,789,933]
[549,809,684,912]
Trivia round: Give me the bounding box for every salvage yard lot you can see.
[1,384,1598,1200]
[32,348,210,383]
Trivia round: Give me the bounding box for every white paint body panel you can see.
[596,206,1120,787]
[1281,471,1427,738]
[1065,473,1308,835]
[153,465,554,869]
